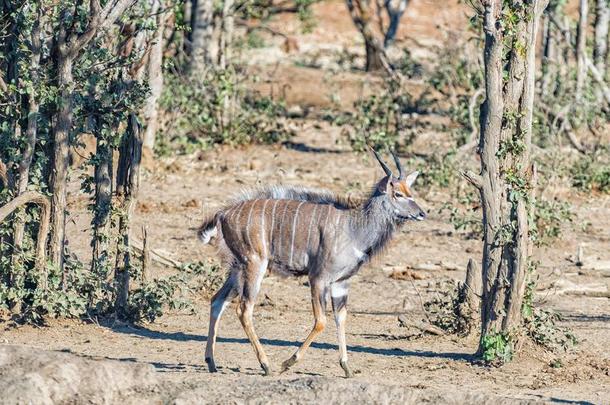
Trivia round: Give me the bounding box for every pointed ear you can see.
[405,171,419,187]
[377,176,391,194]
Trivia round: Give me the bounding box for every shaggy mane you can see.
[231,185,362,209]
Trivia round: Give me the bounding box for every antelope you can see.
[198,149,426,377]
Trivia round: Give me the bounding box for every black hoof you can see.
[205,357,218,373]
[281,355,298,373]
[340,360,353,378]
[261,363,272,376]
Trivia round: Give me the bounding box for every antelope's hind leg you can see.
[281,281,327,373]
[205,274,238,373]
[331,281,353,378]
[237,258,272,376]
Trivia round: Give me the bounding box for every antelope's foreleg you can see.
[281,283,327,373]
[331,281,352,378]
[237,259,271,376]
[205,275,237,372]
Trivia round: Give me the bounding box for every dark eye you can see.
[394,191,405,198]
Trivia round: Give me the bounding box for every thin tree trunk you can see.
[114,113,143,319]
[465,0,548,361]
[91,136,113,279]
[49,56,74,285]
[594,0,609,73]
[383,0,409,48]
[190,0,214,71]
[143,0,166,150]
[10,15,42,313]
[0,191,50,286]
[576,0,589,102]
[540,12,557,98]
[218,0,235,69]
[346,0,388,72]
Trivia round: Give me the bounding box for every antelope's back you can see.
[219,198,345,274]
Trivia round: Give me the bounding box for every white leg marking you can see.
[261,200,270,256]
[331,283,349,299]
[305,205,318,254]
[253,259,269,297]
[289,201,306,266]
[211,298,230,319]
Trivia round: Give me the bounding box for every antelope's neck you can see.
[348,196,396,257]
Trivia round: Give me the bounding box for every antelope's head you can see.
[371,148,426,222]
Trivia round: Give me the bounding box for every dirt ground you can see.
[2,0,610,403]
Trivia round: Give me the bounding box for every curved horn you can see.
[369,146,393,177]
[391,150,405,179]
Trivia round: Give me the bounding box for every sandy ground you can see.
[2,0,610,403]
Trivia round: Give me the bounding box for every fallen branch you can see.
[457,88,485,157]
[397,314,446,336]
[0,159,8,188]
[585,56,610,105]
[0,191,50,277]
[131,236,182,269]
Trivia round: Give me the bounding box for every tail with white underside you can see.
[198,216,218,244]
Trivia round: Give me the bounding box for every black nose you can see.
[418,211,427,220]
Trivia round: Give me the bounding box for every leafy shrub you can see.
[157,67,293,155]
[347,78,414,152]
[570,146,610,193]
[531,198,574,246]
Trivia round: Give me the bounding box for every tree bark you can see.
[48,0,137,279]
[49,56,74,283]
[190,0,214,71]
[471,0,548,361]
[594,0,609,74]
[382,0,409,48]
[218,0,235,69]
[346,0,389,72]
[91,135,113,279]
[575,0,589,102]
[114,113,143,319]
[143,0,166,150]
[0,191,50,285]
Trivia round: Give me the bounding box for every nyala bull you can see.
[198,149,426,377]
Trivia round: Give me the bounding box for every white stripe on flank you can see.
[261,200,270,256]
[269,200,279,255]
[289,201,306,266]
[305,204,318,253]
[245,200,257,247]
[277,201,290,260]
[233,202,246,225]
[322,204,332,233]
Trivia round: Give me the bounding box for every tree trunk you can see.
[383,0,409,48]
[346,0,388,72]
[455,258,482,336]
[91,136,113,280]
[467,0,548,363]
[218,0,235,69]
[594,0,609,102]
[540,10,558,98]
[576,0,589,102]
[190,0,214,71]
[10,15,42,313]
[49,56,74,284]
[594,0,609,73]
[114,113,143,320]
[143,0,166,150]
[0,191,50,287]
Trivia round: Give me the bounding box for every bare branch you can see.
[461,170,483,190]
